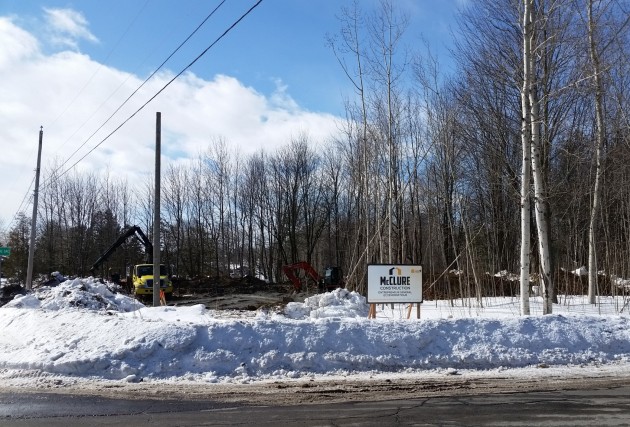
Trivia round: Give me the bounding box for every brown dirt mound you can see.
[171,275,290,297]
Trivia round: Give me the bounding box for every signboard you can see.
[367,264,422,304]
[0,247,10,257]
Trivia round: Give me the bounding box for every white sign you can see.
[367,264,423,304]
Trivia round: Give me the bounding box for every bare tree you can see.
[163,164,188,277]
[328,0,372,282]
[520,0,535,315]
[368,0,408,263]
[584,0,630,303]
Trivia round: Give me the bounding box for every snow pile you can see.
[284,288,369,319]
[493,270,519,281]
[612,276,630,290]
[573,266,588,276]
[1,303,629,383]
[5,277,142,312]
[0,280,630,385]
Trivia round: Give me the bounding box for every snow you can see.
[573,266,588,276]
[494,270,519,281]
[1,277,630,387]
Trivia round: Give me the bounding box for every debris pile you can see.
[0,282,26,307]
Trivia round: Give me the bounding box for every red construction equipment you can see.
[282,262,320,292]
[282,262,344,292]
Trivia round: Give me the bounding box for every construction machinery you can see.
[282,261,344,292]
[90,225,173,298]
[128,263,173,298]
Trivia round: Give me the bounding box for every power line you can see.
[56,0,228,173]
[44,0,263,189]
[47,0,152,136]
[6,0,239,231]
[50,1,204,161]
[3,1,151,235]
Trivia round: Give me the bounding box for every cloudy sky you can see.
[0,0,460,231]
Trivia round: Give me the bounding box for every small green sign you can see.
[0,247,10,257]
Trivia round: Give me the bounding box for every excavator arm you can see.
[282,261,321,292]
[90,225,153,273]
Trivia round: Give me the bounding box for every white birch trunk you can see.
[530,100,553,315]
[520,0,533,316]
[524,0,553,314]
[520,135,532,315]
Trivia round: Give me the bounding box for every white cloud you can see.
[270,78,300,111]
[43,7,98,49]
[0,17,40,67]
[0,16,342,228]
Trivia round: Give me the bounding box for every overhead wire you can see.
[51,0,206,159]
[55,0,228,173]
[46,0,152,136]
[4,0,242,234]
[43,0,263,188]
[3,2,150,234]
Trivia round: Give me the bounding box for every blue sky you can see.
[0,0,462,230]
[1,0,461,114]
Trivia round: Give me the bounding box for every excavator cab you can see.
[321,266,344,292]
[131,264,172,297]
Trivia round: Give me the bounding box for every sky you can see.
[0,0,463,233]
[0,277,629,387]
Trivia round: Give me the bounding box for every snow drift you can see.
[0,277,629,384]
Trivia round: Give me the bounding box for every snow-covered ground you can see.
[0,277,629,388]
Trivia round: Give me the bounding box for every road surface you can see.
[1,375,629,426]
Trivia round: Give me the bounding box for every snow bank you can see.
[1,306,629,383]
[1,280,630,384]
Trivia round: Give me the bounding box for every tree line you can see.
[2,0,630,311]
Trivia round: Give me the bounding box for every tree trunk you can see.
[587,0,606,305]
[520,0,533,316]
[524,0,553,314]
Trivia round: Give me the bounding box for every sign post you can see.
[367,264,422,319]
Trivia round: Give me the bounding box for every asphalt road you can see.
[1,384,629,426]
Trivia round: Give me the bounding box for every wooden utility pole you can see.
[26,127,43,290]
[153,112,161,307]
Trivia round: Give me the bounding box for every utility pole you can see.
[26,127,43,290]
[153,112,161,307]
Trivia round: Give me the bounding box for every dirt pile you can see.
[172,275,290,298]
